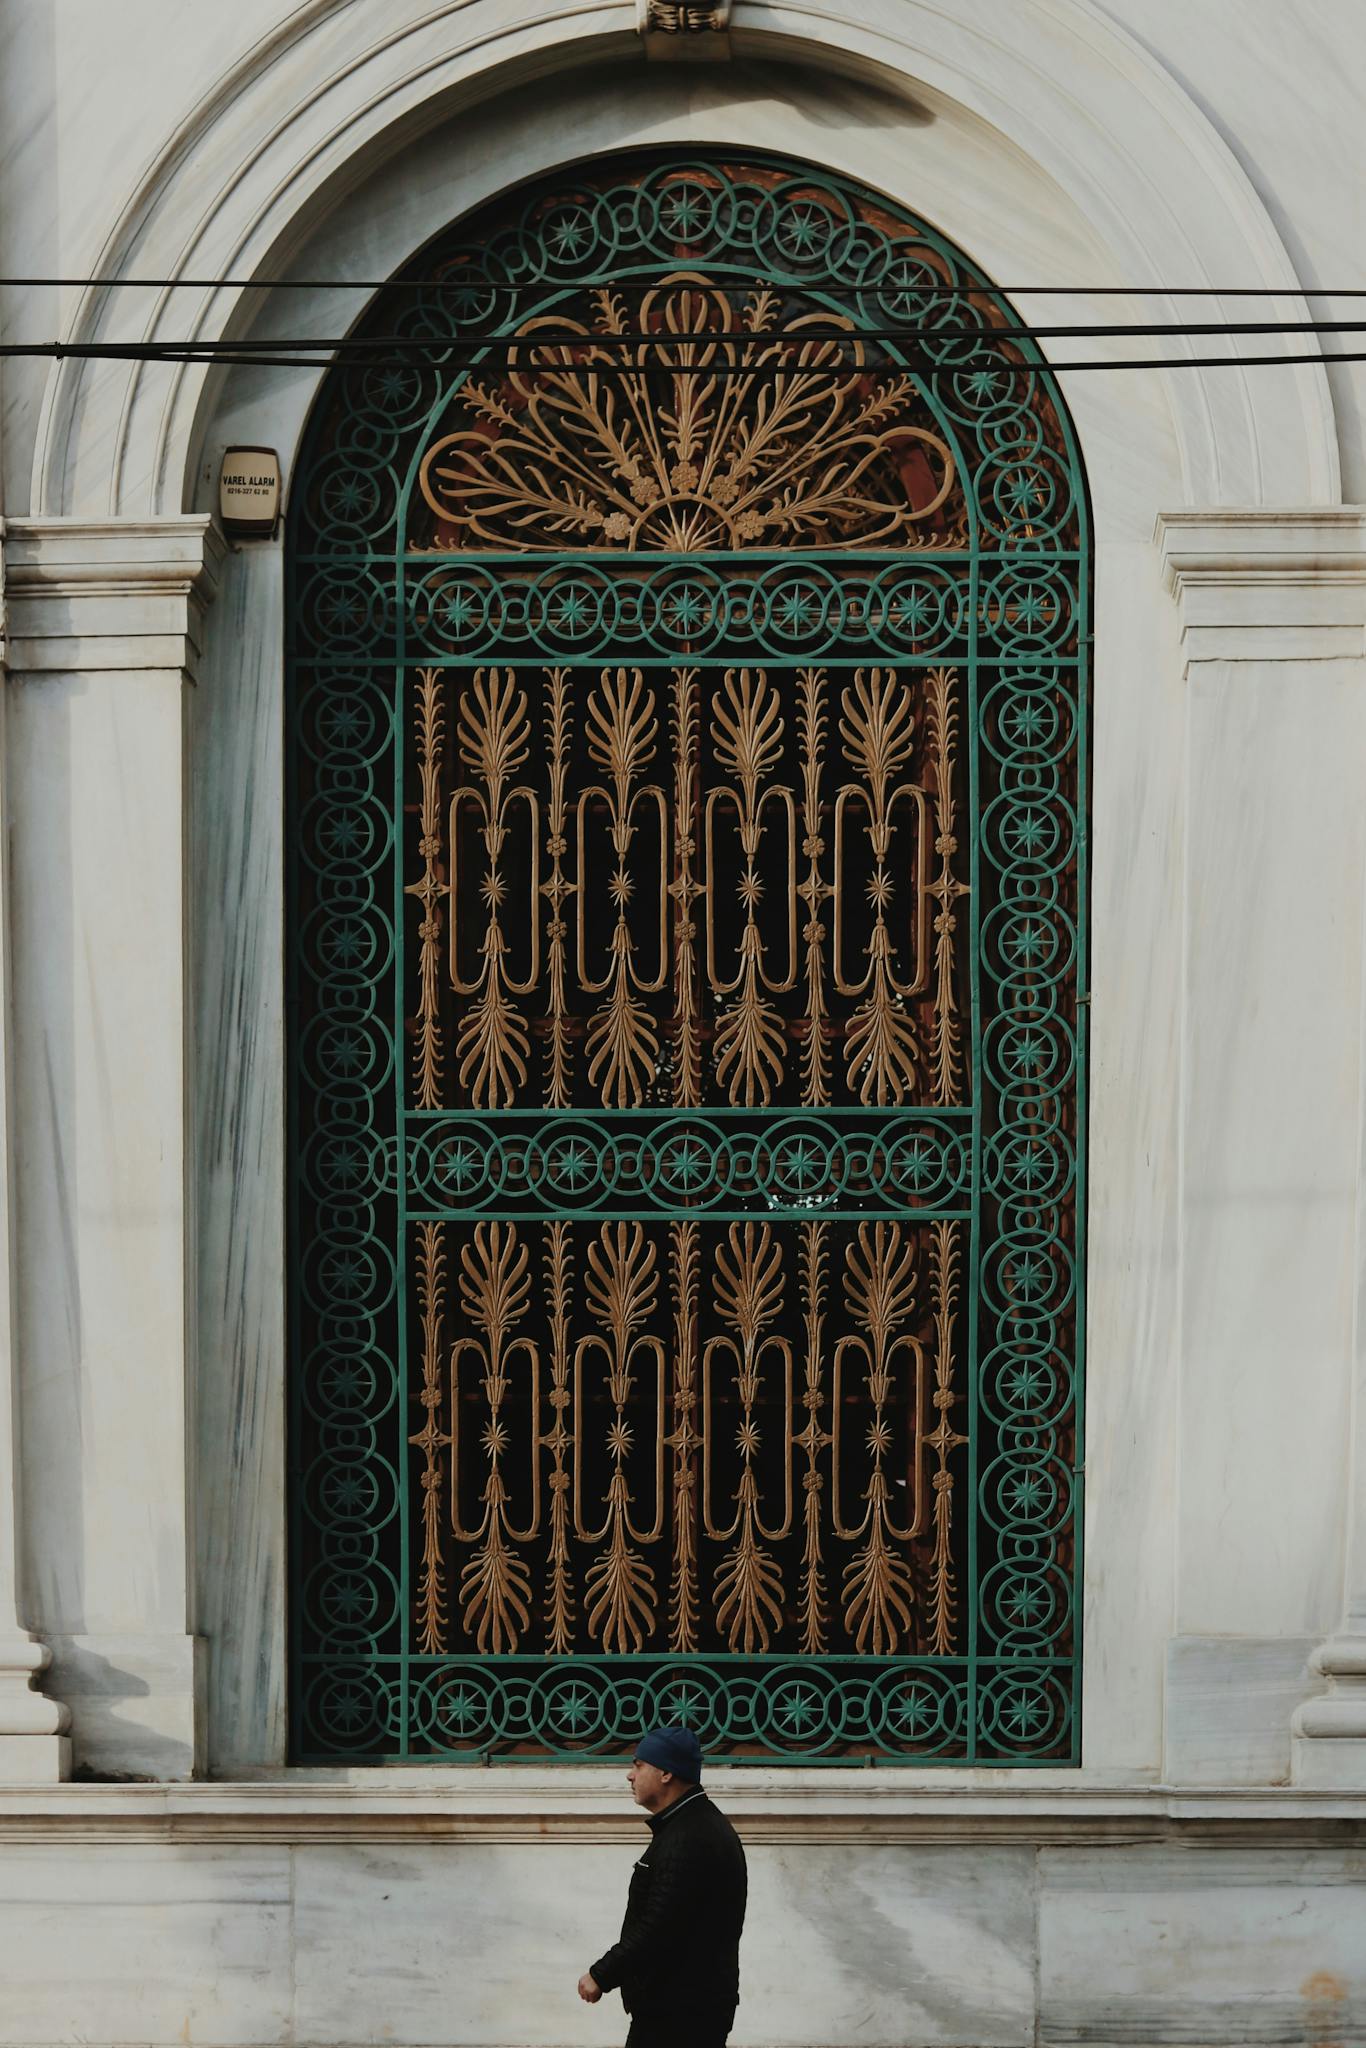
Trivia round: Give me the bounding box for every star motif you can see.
[326,1031,367,1077]
[328,473,374,521]
[320,591,364,634]
[321,702,366,749]
[888,1685,929,1735]
[1006,810,1048,857]
[883,257,934,317]
[443,1687,479,1730]
[438,1142,479,1191]
[1008,588,1052,632]
[324,922,367,968]
[1007,922,1049,965]
[1003,1471,1048,1516]
[1006,1140,1051,1190]
[1008,1254,1046,1301]
[550,1141,591,1188]
[327,1472,371,1514]
[323,813,365,856]
[663,585,708,634]
[436,588,480,635]
[772,588,817,636]
[961,368,1002,404]
[1003,468,1046,517]
[1003,1582,1048,1625]
[1004,699,1051,746]
[555,1687,592,1729]
[776,1686,817,1732]
[664,1140,707,1189]
[665,189,707,236]
[1002,1362,1050,1407]
[1005,1028,1048,1076]
[329,1686,368,1732]
[1001,1688,1048,1737]
[323,1363,366,1404]
[448,284,490,322]
[322,1143,367,1190]
[892,585,934,635]
[330,1578,369,1621]
[895,1139,936,1189]
[323,1251,366,1298]
[548,212,590,257]
[780,1139,819,1188]
[552,588,593,634]
[373,367,414,406]
[780,205,829,256]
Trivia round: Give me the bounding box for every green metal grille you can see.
[286,152,1089,1764]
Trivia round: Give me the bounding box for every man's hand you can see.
[578,1972,603,2004]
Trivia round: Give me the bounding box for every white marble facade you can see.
[1,1,1365,2040]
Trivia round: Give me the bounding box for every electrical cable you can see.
[11,318,1366,346]
[2,341,1364,376]
[4,276,1366,296]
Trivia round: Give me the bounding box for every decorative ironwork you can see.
[288,152,1088,1765]
[416,279,957,553]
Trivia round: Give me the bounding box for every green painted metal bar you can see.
[284,149,1089,1768]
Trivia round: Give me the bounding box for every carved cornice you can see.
[0,517,226,679]
[1157,508,1366,667]
[636,0,732,53]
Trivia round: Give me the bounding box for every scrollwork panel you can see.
[406,659,969,1115]
[408,1216,973,1665]
[289,150,1087,1767]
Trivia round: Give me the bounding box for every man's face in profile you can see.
[627,1757,672,1809]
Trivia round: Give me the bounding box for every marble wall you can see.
[0,0,1362,1819]
[0,1810,1361,2046]
[0,1,1365,2038]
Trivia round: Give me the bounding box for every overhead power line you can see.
[1,341,1364,378]
[3,276,1366,297]
[9,319,1366,346]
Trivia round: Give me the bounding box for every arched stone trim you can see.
[31,0,1338,519]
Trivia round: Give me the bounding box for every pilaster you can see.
[1,517,224,1780]
[0,520,72,1782]
[1158,509,1366,1789]
[1292,837,1366,1786]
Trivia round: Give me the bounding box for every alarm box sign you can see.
[219,447,282,538]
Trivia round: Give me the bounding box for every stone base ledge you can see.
[2,1774,1364,1844]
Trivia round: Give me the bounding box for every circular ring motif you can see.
[287,150,1088,1767]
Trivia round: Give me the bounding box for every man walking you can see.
[578,1726,748,2048]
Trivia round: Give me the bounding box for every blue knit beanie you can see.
[634,1724,703,1783]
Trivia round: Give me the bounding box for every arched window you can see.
[287,151,1089,1764]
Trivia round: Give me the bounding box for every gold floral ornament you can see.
[416,275,958,553]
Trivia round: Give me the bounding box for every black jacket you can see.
[591,1790,748,2022]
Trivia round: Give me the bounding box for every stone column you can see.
[1294,841,1366,1786]
[2,517,224,1779]
[1158,509,1366,1787]
[0,521,71,1780]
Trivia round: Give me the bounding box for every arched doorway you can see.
[286,150,1089,1764]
